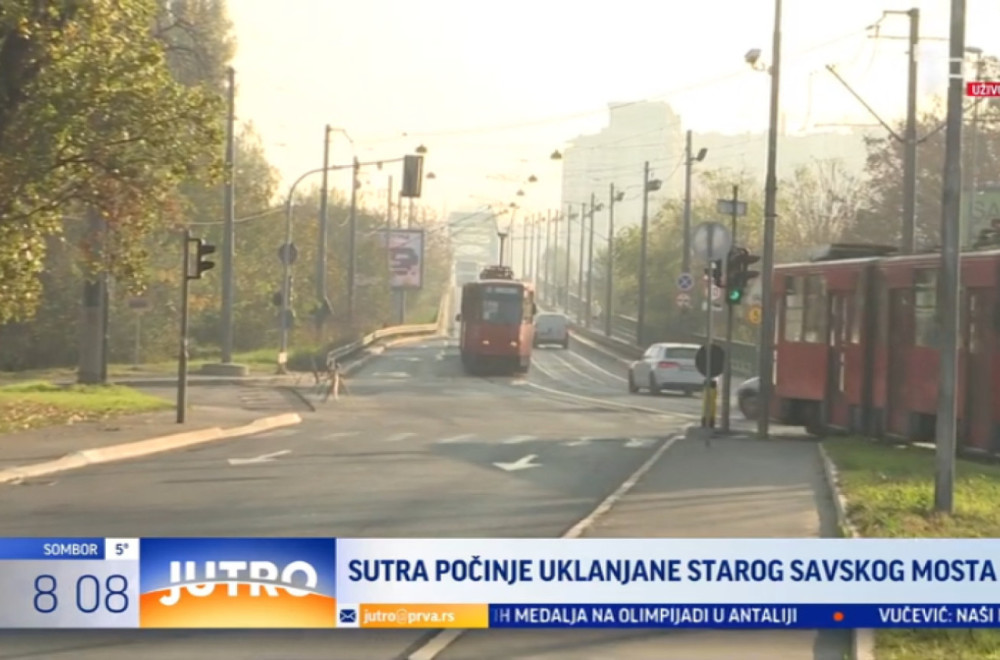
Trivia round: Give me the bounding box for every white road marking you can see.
[500,435,537,444]
[436,434,476,444]
[227,450,292,466]
[492,454,540,471]
[408,434,683,660]
[323,431,360,440]
[384,432,417,442]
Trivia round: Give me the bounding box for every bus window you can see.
[803,274,827,343]
[481,285,524,323]
[783,276,804,342]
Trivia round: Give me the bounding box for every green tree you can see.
[0,0,223,323]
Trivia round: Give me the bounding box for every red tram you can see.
[770,243,1000,453]
[456,265,536,375]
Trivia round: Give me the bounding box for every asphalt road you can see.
[0,328,836,658]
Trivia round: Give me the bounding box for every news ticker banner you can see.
[6,537,1000,629]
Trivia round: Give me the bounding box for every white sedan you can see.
[627,342,709,396]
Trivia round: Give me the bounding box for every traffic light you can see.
[725,247,760,305]
[401,154,424,198]
[190,238,216,279]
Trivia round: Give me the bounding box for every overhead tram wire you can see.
[355,30,866,144]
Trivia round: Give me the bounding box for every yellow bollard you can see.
[701,380,718,428]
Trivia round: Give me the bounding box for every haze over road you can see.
[0,332,843,659]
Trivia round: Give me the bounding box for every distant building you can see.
[559,101,684,232]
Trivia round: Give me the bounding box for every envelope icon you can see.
[339,609,357,624]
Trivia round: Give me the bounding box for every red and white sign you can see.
[711,285,722,300]
[967,82,1000,98]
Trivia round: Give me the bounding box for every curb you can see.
[817,444,876,660]
[0,412,302,485]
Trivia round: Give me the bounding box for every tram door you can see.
[964,289,994,451]
[826,292,851,429]
[885,289,913,436]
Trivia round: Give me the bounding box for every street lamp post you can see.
[636,162,663,347]
[605,184,624,337]
[585,194,604,326]
[576,202,586,320]
[682,131,708,275]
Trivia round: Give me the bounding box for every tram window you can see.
[875,275,889,345]
[783,276,804,342]
[802,275,827,343]
[522,290,534,322]
[914,269,938,347]
[850,272,865,344]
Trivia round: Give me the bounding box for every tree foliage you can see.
[0,0,223,323]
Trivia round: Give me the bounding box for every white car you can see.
[533,312,569,348]
[627,342,707,396]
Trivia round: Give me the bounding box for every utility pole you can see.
[220,66,236,363]
[757,0,783,440]
[965,51,984,247]
[605,183,618,337]
[637,161,651,346]
[521,215,528,277]
[544,211,553,303]
[177,230,191,423]
[683,131,694,274]
[586,192,597,325]
[933,0,965,515]
[902,8,919,254]
[564,206,572,312]
[316,124,332,337]
[79,208,108,385]
[577,202,586,321]
[347,157,359,327]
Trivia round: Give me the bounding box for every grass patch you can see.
[823,437,1000,659]
[0,381,170,434]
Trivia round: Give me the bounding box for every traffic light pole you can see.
[177,230,191,424]
[721,185,739,432]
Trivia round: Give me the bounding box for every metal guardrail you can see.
[550,291,758,378]
[325,290,450,364]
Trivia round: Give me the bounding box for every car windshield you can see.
[665,347,699,360]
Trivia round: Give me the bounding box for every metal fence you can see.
[551,290,759,378]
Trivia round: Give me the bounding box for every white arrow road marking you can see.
[371,372,411,378]
[437,434,476,444]
[501,435,537,444]
[564,437,596,447]
[493,454,540,471]
[625,438,652,448]
[228,450,291,466]
[385,432,417,442]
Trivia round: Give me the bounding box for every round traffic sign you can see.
[711,285,722,300]
[695,343,726,378]
[747,305,762,325]
[676,272,694,291]
[278,242,298,265]
[692,221,732,261]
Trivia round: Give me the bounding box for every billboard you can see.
[384,229,424,289]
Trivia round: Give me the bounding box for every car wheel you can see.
[628,372,639,393]
[739,393,759,420]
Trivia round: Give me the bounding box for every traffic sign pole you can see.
[692,221,731,430]
[720,184,745,432]
[703,227,716,427]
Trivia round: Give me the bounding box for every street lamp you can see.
[682,135,708,274]
[416,144,428,154]
[636,163,663,346]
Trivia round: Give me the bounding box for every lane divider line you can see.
[407,433,683,660]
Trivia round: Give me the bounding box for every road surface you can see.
[0,330,842,659]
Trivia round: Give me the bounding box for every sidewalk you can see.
[0,405,265,470]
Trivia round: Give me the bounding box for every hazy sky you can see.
[227,0,995,215]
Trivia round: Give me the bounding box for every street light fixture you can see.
[416,144,428,154]
[528,175,538,183]
[551,150,563,160]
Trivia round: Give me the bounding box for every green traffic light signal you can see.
[728,288,742,303]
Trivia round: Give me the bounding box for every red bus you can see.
[456,266,536,375]
[769,243,1000,454]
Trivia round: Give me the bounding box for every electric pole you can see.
[220,66,236,362]
[564,206,572,312]
[316,125,332,337]
[902,8,919,254]
[683,131,693,274]
[605,183,622,337]
[577,202,586,321]
[586,192,597,325]
[545,211,554,303]
[756,0,783,440]
[933,0,965,514]
[347,157,359,327]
